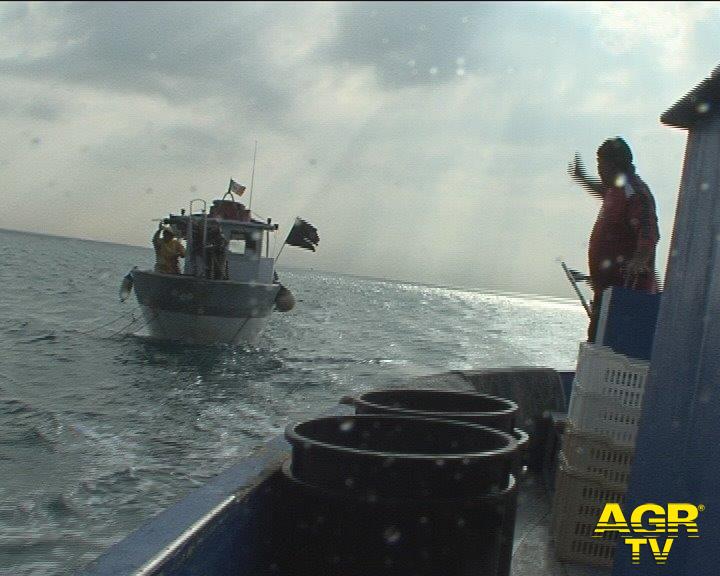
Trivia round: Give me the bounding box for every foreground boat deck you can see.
[79,368,615,576]
[511,475,609,576]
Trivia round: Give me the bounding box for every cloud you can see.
[0,1,718,297]
[0,2,323,124]
[578,2,720,72]
[318,2,491,87]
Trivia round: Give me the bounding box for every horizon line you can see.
[0,226,583,305]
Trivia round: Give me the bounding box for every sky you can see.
[1,1,719,298]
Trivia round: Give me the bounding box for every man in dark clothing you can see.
[569,137,660,342]
[206,225,229,280]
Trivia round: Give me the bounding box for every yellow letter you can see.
[631,504,666,534]
[626,538,647,565]
[648,538,674,564]
[594,503,631,536]
[667,504,699,537]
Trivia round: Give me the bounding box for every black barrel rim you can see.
[513,427,529,448]
[354,388,518,420]
[285,414,518,460]
[280,458,517,504]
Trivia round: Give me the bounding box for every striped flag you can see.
[227,179,246,196]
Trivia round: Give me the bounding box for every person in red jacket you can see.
[569,137,660,342]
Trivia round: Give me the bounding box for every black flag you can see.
[285,218,319,252]
[568,268,590,283]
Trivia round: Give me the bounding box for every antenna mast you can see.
[248,140,258,210]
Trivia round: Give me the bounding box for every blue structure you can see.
[77,434,290,576]
[613,65,720,575]
[595,286,661,361]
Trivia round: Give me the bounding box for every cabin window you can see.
[229,239,246,254]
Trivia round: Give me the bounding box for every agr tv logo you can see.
[593,503,703,565]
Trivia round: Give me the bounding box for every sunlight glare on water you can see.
[0,229,585,575]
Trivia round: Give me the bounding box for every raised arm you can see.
[568,153,605,199]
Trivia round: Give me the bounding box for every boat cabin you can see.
[165,197,279,285]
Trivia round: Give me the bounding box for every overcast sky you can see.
[1,1,719,297]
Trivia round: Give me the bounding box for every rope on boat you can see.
[229,316,252,345]
[114,308,162,339]
[107,310,147,338]
[77,305,141,335]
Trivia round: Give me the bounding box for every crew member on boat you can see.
[206,224,228,280]
[152,223,186,275]
[569,137,660,342]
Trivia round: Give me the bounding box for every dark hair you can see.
[597,137,633,169]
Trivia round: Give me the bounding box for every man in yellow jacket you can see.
[152,224,185,274]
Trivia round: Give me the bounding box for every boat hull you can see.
[136,305,271,345]
[131,270,280,345]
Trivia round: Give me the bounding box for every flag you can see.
[228,179,246,196]
[285,218,319,252]
[568,268,590,283]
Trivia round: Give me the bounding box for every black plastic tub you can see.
[349,389,518,433]
[285,414,516,500]
[272,459,518,576]
[346,389,528,476]
[511,427,530,476]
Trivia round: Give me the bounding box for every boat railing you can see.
[187,199,208,277]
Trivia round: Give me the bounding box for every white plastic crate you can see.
[561,423,634,485]
[574,342,649,409]
[551,455,626,567]
[567,385,642,447]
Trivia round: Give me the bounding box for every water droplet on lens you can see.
[383,526,401,544]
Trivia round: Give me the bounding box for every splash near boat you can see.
[120,179,318,345]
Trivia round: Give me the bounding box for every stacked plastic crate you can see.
[551,342,649,566]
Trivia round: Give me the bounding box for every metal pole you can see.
[275,241,287,263]
[201,209,208,278]
[248,140,258,211]
[561,261,592,317]
[274,218,297,264]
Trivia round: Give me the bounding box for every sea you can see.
[0,228,587,576]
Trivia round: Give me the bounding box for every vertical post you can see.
[201,209,208,278]
[184,214,193,275]
[612,68,720,576]
[248,140,258,211]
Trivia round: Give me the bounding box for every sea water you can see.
[0,228,586,575]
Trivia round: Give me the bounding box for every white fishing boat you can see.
[119,181,318,345]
